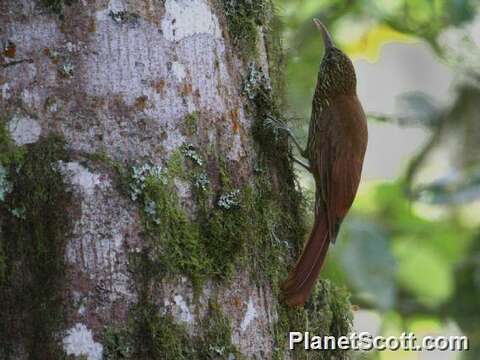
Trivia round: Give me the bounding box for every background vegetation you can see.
[274,0,480,359]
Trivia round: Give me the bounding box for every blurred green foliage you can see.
[274,0,480,358]
[449,234,480,357]
[335,219,396,310]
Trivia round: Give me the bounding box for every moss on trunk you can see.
[0,121,71,359]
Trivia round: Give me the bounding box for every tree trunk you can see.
[0,1,352,359]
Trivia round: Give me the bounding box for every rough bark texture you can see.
[0,1,352,359]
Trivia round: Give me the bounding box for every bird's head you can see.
[313,19,357,95]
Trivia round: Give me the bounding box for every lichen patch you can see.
[240,297,258,332]
[173,294,194,323]
[95,0,128,21]
[63,323,104,360]
[161,0,221,42]
[1,82,11,100]
[171,61,187,81]
[59,161,108,196]
[7,114,41,145]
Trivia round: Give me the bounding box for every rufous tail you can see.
[281,213,330,306]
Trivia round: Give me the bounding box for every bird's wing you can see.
[315,95,367,241]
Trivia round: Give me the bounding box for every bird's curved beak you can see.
[313,18,334,51]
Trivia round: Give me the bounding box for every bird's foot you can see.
[267,118,307,157]
[290,155,311,172]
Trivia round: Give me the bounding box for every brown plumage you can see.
[282,19,368,307]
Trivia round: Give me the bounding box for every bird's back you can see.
[308,94,367,183]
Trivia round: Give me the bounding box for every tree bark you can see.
[0,1,352,359]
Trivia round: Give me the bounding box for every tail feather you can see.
[281,214,331,306]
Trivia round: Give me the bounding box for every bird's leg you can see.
[269,118,307,156]
[290,154,311,173]
[281,125,311,171]
[268,117,311,171]
[286,129,307,157]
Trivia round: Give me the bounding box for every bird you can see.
[281,19,368,307]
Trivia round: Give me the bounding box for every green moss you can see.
[244,177,292,286]
[0,134,329,360]
[244,61,307,255]
[245,64,287,156]
[0,130,71,359]
[109,11,140,25]
[0,239,4,283]
[41,0,64,13]
[197,301,241,359]
[103,325,134,359]
[131,163,210,289]
[129,303,197,359]
[197,185,263,280]
[41,0,77,15]
[221,0,272,58]
[198,204,246,277]
[263,15,287,105]
[184,112,199,136]
[241,38,322,358]
[122,134,306,296]
[103,300,239,360]
[147,182,207,282]
[307,281,354,359]
[273,280,353,360]
[272,305,307,359]
[193,158,294,286]
[0,120,26,166]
